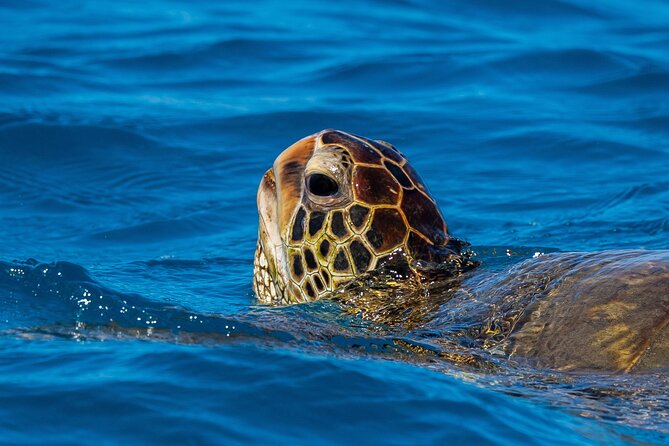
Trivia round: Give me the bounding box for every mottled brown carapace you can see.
[254,129,466,305]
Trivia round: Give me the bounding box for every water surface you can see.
[1,1,669,444]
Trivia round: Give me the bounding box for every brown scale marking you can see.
[377,253,412,279]
[353,166,401,205]
[365,208,407,253]
[313,275,324,292]
[308,211,326,237]
[350,239,373,273]
[291,207,306,242]
[368,139,405,164]
[304,247,318,271]
[383,160,412,188]
[281,160,302,178]
[292,254,305,280]
[349,204,370,229]
[407,230,434,262]
[402,163,428,192]
[330,211,349,238]
[321,131,382,165]
[401,189,447,243]
[333,248,351,273]
[273,135,315,231]
[319,239,331,258]
[320,130,346,145]
[305,280,316,299]
[366,228,383,251]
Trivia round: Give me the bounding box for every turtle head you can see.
[254,129,466,305]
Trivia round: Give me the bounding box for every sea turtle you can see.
[253,129,669,373]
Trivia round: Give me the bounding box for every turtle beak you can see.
[257,168,287,285]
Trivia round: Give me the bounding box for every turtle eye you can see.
[306,173,339,197]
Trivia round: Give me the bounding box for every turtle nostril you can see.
[307,173,339,197]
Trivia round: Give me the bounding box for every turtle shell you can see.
[484,250,669,372]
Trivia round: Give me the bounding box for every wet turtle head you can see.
[254,129,469,305]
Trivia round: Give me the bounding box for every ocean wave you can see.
[577,71,669,96]
[1,0,669,443]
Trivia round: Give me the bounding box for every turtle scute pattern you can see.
[284,130,452,303]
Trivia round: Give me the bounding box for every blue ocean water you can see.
[1,0,669,444]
